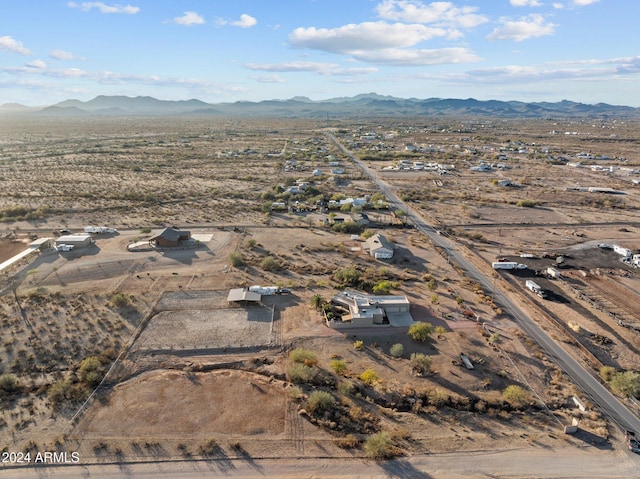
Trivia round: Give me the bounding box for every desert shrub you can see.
[287,385,305,400]
[332,222,363,234]
[289,348,317,366]
[353,340,364,350]
[310,294,327,310]
[335,434,361,449]
[434,325,446,337]
[373,280,398,295]
[502,385,531,407]
[610,371,640,397]
[306,391,336,413]
[408,322,433,342]
[361,229,375,239]
[246,239,257,248]
[599,365,616,382]
[0,374,18,393]
[334,267,360,286]
[389,343,404,358]
[410,353,432,375]
[229,252,244,267]
[364,432,396,459]
[48,379,86,406]
[360,369,380,385]
[110,292,130,308]
[330,359,348,375]
[488,333,501,344]
[516,199,538,208]
[427,278,438,291]
[198,438,219,457]
[78,356,103,387]
[261,255,280,271]
[287,363,317,384]
[430,294,439,304]
[338,379,356,395]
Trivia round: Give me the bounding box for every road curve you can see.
[327,133,640,437]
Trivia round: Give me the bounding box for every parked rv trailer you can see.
[492,262,527,270]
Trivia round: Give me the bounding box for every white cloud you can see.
[26,60,47,69]
[290,22,448,53]
[573,0,599,5]
[251,74,285,84]
[510,0,542,6]
[375,1,487,29]
[552,3,564,8]
[50,49,78,61]
[217,14,258,28]
[487,14,556,41]
[173,11,205,26]
[230,14,257,29]
[244,62,378,76]
[67,2,140,14]
[0,36,32,55]
[348,47,480,65]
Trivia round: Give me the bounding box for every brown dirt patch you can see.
[78,369,287,438]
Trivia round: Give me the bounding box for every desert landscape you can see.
[1,113,640,474]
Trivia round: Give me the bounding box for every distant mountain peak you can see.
[1,94,636,119]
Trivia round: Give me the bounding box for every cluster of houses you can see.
[382,160,454,174]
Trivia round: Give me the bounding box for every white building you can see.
[364,234,394,259]
[328,290,414,328]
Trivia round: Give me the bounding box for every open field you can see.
[1,116,640,472]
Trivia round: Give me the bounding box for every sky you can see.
[1,0,639,106]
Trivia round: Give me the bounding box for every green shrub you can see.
[364,432,396,459]
[599,365,616,382]
[427,278,438,291]
[0,374,18,393]
[434,326,446,337]
[334,267,360,286]
[373,280,398,295]
[110,292,130,308]
[389,343,404,358]
[306,391,336,413]
[610,371,640,397]
[502,385,531,407]
[289,348,318,366]
[353,340,364,350]
[408,322,433,342]
[330,359,348,375]
[360,369,380,385]
[261,255,280,271]
[287,363,317,384]
[78,356,103,387]
[287,385,305,400]
[337,379,356,395]
[229,252,244,267]
[410,353,432,375]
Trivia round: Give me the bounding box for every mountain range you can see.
[1,93,639,119]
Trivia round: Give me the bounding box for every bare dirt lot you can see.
[1,117,639,472]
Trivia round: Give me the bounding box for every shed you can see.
[148,227,191,247]
[55,234,93,249]
[227,288,262,303]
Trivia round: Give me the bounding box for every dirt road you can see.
[5,447,639,478]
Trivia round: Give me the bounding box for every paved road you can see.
[4,447,639,478]
[328,133,640,437]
